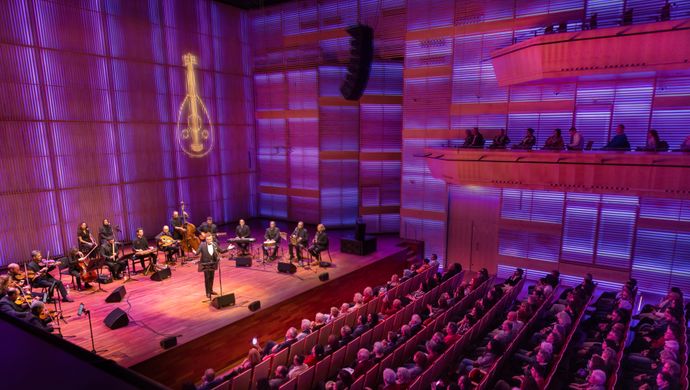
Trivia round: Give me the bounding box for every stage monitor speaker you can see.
[104,307,129,330]
[340,236,377,256]
[150,267,172,282]
[105,286,126,303]
[319,272,330,282]
[277,262,297,274]
[211,293,236,309]
[248,300,261,312]
[235,256,252,267]
[160,336,178,350]
[340,24,373,101]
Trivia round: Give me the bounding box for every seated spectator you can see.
[367,312,380,328]
[603,124,631,151]
[543,128,564,150]
[567,127,584,150]
[304,344,325,366]
[272,327,298,353]
[444,322,461,345]
[373,341,387,362]
[512,128,536,150]
[572,368,607,390]
[408,351,429,378]
[387,274,400,289]
[461,129,474,148]
[457,339,503,374]
[325,334,339,354]
[313,312,326,331]
[340,302,351,315]
[338,325,353,347]
[297,319,311,340]
[352,315,368,338]
[288,354,308,379]
[408,314,423,335]
[227,348,262,378]
[489,128,510,149]
[425,340,443,362]
[442,262,462,282]
[382,368,398,390]
[383,298,403,317]
[504,268,524,287]
[350,293,364,312]
[268,366,288,389]
[362,286,374,303]
[326,307,340,323]
[198,368,223,390]
[352,348,374,378]
[336,369,354,389]
[396,367,412,390]
[469,127,485,148]
[681,135,690,151]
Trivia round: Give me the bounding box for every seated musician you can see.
[132,228,157,272]
[77,222,97,257]
[171,211,188,255]
[0,287,29,315]
[156,225,179,264]
[6,263,24,289]
[263,221,281,260]
[308,224,329,259]
[26,300,54,333]
[28,251,73,302]
[100,238,124,280]
[289,221,308,266]
[66,248,92,291]
[98,218,115,246]
[235,219,251,255]
[199,216,218,242]
[0,274,9,299]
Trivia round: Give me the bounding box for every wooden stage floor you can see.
[56,233,405,371]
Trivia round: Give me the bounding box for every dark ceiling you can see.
[215,0,295,10]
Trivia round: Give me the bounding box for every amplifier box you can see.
[340,236,377,256]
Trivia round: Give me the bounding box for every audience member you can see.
[567,127,584,150]
[489,128,510,149]
[603,124,631,151]
[543,128,564,150]
[513,128,536,150]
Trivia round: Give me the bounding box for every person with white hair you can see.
[272,327,298,353]
[396,367,412,386]
[198,368,223,390]
[588,369,607,390]
[297,319,312,340]
[382,368,397,390]
[313,312,326,331]
[350,293,363,312]
[353,348,374,377]
[409,314,423,334]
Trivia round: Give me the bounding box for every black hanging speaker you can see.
[212,293,236,309]
[104,307,129,330]
[105,286,126,303]
[340,24,373,101]
[248,300,261,312]
[150,267,172,282]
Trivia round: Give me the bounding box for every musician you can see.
[289,221,308,265]
[199,216,218,242]
[156,226,179,264]
[0,275,9,299]
[100,238,124,280]
[132,228,156,272]
[77,222,96,256]
[197,234,222,298]
[66,248,92,291]
[27,300,54,333]
[27,251,73,302]
[0,288,29,314]
[98,219,115,245]
[263,221,281,260]
[308,224,329,259]
[235,219,251,255]
[171,211,188,240]
[6,263,24,287]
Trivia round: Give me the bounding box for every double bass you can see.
[179,201,201,253]
[74,248,98,283]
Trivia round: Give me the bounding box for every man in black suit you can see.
[197,234,226,298]
[199,216,218,242]
[308,224,329,259]
[263,221,281,260]
[289,221,308,265]
[100,238,124,280]
[98,218,115,245]
[28,250,73,302]
[235,219,251,255]
[0,288,29,316]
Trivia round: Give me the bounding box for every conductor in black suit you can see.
[196,234,227,298]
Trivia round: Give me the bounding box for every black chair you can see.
[57,257,75,289]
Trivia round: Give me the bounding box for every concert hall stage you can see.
[57,232,409,388]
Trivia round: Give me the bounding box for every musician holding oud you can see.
[77,222,97,256]
[263,221,281,261]
[196,234,228,298]
[28,250,73,302]
[235,219,251,255]
[156,225,179,264]
[308,224,329,260]
[100,238,125,280]
[132,228,157,273]
[289,221,308,266]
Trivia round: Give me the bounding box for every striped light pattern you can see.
[0,0,254,264]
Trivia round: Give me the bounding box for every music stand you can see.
[87,257,108,293]
[198,260,219,303]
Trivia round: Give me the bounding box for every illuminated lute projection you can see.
[176,53,214,158]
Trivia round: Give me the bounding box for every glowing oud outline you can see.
[176,53,214,158]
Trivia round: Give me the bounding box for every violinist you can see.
[77,222,97,255]
[66,247,92,291]
[100,238,124,280]
[156,225,179,264]
[0,287,29,315]
[7,263,24,287]
[98,219,115,245]
[132,228,157,271]
[0,275,9,299]
[28,251,73,302]
[27,300,54,333]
